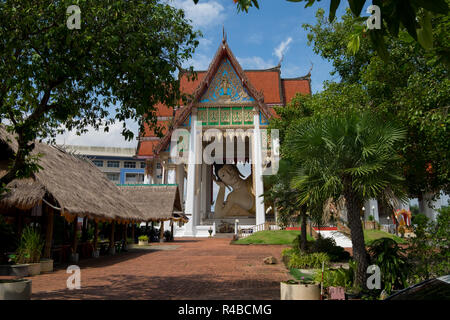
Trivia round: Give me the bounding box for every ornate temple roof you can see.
[136,38,311,159]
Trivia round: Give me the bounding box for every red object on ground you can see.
[286,227,302,231]
[313,227,338,231]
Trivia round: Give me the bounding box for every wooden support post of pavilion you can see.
[43,206,54,259]
[109,221,115,254]
[81,216,88,242]
[131,223,135,244]
[123,223,127,247]
[72,216,78,261]
[93,220,99,250]
[159,220,164,243]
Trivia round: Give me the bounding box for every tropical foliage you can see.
[407,208,450,283]
[368,238,408,294]
[15,226,44,264]
[285,111,406,288]
[0,0,200,192]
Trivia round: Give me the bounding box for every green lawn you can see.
[364,229,407,245]
[289,268,315,281]
[233,230,315,245]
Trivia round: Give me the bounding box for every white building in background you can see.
[62,145,147,185]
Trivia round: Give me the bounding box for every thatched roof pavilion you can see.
[0,125,144,223]
[118,185,187,222]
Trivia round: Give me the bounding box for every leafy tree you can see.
[194,0,449,58]
[0,0,199,191]
[407,208,450,283]
[286,111,407,289]
[304,7,450,198]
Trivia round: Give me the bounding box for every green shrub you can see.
[16,226,44,264]
[138,235,149,241]
[287,252,330,269]
[164,230,172,241]
[407,208,450,283]
[310,236,350,262]
[314,267,353,290]
[368,237,408,294]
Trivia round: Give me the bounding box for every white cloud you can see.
[274,37,293,61]
[171,0,225,28]
[237,56,275,70]
[54,121,139,148]
[185,53,212,70]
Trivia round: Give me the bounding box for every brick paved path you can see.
[30,238,290,300]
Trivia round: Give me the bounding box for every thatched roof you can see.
[0,125,144,222]
[118,185,187,222]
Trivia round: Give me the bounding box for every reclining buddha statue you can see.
[212,163,255,218]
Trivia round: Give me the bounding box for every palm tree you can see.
[286,111,406,289]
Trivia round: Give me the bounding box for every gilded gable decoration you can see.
[199,59,254,104]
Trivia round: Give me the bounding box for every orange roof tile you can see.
[246,70,282,104]
[136,140,159,157]
[282,79,311,104]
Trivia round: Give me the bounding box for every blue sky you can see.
[56,0,349,147]
[178,0,347,93]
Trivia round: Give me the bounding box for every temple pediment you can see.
[199,58,254,105]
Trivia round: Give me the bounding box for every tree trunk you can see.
[43,206,54,259]
[300,210,307,251]
[344,187,368,290]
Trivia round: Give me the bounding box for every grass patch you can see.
[289,268,315,281]
[233,230,314,245]
[364,229,407,245]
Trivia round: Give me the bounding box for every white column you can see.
[205,165,212,219]
[364,199,379,223]
[253,111,265,225]
[167,166,176,184]
[200,163,207,223]
[176,164,185,207]
[184,113,200,236]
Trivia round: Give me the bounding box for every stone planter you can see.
[280,281,320,300]
[0,264,29,277]
[0,279,32,300]
[40,259,53,273]
[27,263,41,276]
[138,240,148,246]
[70,253,79,263]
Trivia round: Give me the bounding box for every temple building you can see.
[136,37,311,237]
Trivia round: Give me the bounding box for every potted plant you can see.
[163,230,172,242]
[40,258,53,273]
[138,235,149,246]
[15,226,44,276]
[0,278,32,300]
[280,278,320,300]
